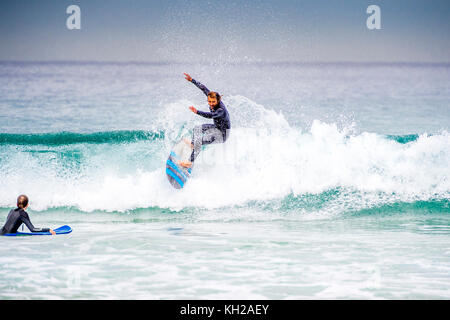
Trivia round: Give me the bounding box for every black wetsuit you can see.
[190,79,231,162]
[0,208,50,235]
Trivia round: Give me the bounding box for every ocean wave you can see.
[0,130,423,146]
[385,134,420,144]
[0,130,164,145]
[0,96,448,213]
[0,197,447,220]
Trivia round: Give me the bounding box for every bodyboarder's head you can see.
[17,194,29,210]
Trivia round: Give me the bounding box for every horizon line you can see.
[0,60,449,67]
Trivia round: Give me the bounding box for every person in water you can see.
[180,73,231,168]
[0,195,55,235]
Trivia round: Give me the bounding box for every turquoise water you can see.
[0,62,449,299]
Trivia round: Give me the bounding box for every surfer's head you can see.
[17,194,29,209]
[207,92,221,109]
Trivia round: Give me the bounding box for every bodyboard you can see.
[3,225,72,236]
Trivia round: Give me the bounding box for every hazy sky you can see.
[1,0,449,63]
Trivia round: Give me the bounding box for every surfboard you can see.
[166,139,193,189]
[3,225,72,236]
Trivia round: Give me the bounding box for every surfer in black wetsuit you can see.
[0,195,55,235]
[180,73,231,168]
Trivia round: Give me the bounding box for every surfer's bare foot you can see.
[183,138,194,149]
[179,161,192,168]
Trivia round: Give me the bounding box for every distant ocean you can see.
[0,61,449,299]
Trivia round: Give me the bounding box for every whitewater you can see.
[0,62,449,299]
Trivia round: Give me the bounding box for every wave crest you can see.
[0,96,448,213]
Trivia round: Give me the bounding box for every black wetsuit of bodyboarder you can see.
[190,78,231,162]
[0,208,50,235]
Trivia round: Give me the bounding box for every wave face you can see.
[0,131,164,145]
[0,95,448,214]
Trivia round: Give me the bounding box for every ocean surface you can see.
[0,61,449,299]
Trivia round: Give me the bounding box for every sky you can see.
[0,0,449,63]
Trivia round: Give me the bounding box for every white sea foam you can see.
[0,95,448,212]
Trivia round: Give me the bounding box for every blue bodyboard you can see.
[3,225,72,236]
[166,139,193,189]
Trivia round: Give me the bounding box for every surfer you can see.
[0,195,55,235]
[180,73,231,168]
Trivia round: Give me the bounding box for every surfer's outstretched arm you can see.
[191,79,210,96]
[188,105,225,119]
[184,73,210,96]
[196,108,225,119]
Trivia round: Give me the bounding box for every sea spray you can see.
[0,95,448,213]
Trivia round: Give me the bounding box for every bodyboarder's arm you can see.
[20,212,50,233]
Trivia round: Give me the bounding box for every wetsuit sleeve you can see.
[191,79,210,96]
[197,107,225,119]
[21,212,50,233]
[196,110,213,119]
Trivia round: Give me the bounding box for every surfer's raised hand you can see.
[184,73,192,82]
[50,229,56,235]
[189,106,197,114]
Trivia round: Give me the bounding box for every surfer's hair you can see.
[208,91,221,104]
[17,194,29,209]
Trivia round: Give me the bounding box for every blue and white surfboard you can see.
[166,139,193,189]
